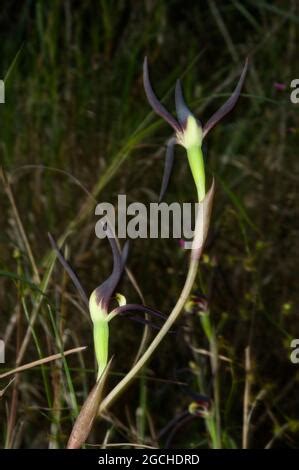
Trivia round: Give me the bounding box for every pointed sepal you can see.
[48,233,89,307]
[143,57,181,134]
[203,58,248,138]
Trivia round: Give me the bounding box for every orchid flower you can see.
[49,231,165,380]
[143,57,248,202]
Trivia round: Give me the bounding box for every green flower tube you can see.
[187,144,205,202]
[89,291,110,380]
[182,114,205,201]
[93,320,109,380]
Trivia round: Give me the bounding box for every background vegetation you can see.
[0,0,298,448]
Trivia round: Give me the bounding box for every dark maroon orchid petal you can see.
[111,303,175,332]
[202,58,248,138]
[158,411,190,439]
[184,389,211,405]
[159,137,177,202]
[128,316,164,331]
[94,233,129,310]
[128,315,175,333]
[48,233,89,307]
[164,414,196,448]
[111,303,167,320]
[143,57,181,134]
[175,79,195,128]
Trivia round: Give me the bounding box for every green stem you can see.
[97,147,209,417]
[186,145,205,202]
[94,320,109,380]
[201,314,222,448]
[98,257,199,415]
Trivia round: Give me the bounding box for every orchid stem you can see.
[186,145,206,202]
[93,320,109,381]
[98,256,199,415]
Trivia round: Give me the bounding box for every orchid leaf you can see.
[67,359,112,449]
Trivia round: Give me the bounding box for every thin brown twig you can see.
[0,346,87,380]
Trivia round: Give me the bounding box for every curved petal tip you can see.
[203,58,249,138]
[143,56,181,133]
